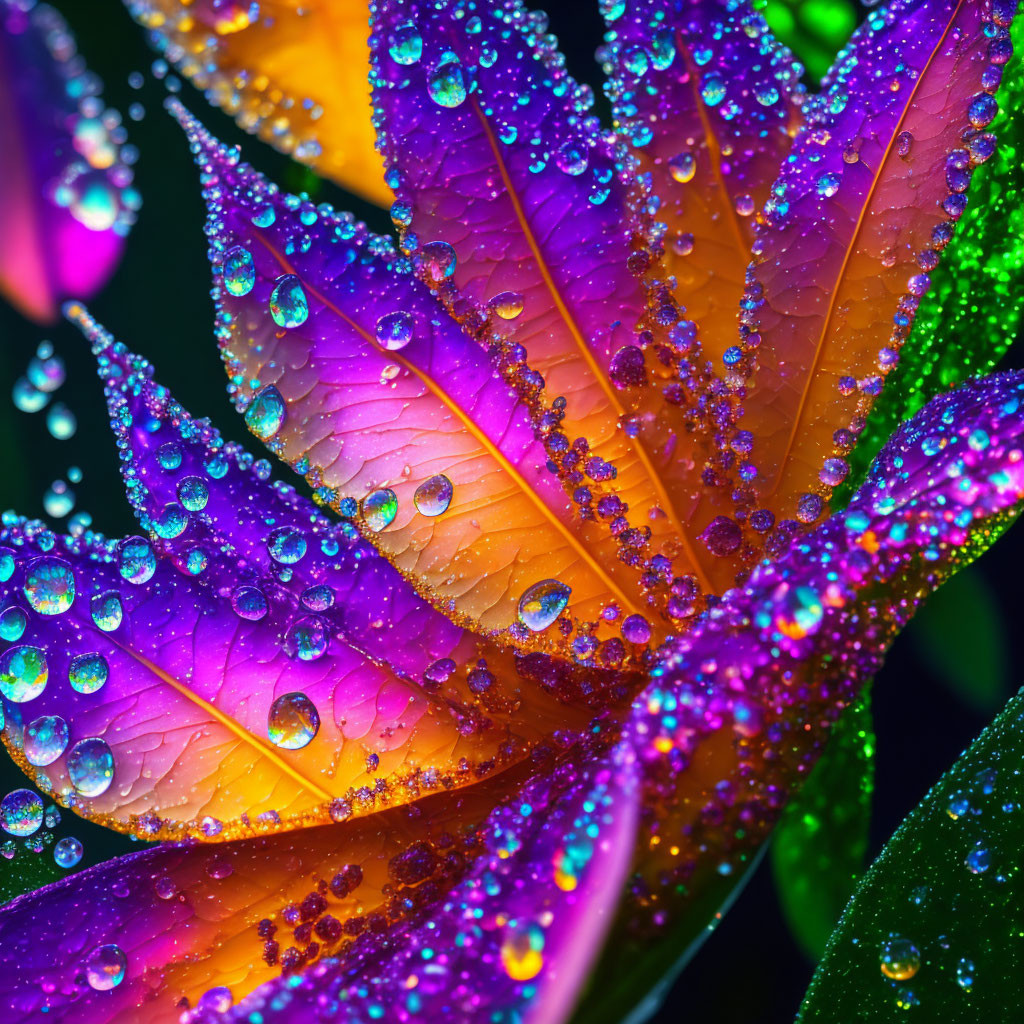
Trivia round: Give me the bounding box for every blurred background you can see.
[0,0,1020,1020]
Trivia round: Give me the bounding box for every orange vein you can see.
[254,233,641,616]
[471,99,715,594]
[107,636,334,803]
[765,1,966,498]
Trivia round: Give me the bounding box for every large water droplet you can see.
[231,585,268,621]
[84,943,127,991]
[24,715,69,766]
[362,488,398,532]
[118,537,156,585]
[69,652,109,694]
[0,789,44,836]
[389,22,423,64]
[222,245,256,296]
[46,402,77,440]
[375,311,415,351]
[245,384,286,440]
[267,691,321,749]
[490,291,524,320]
[91,592,123,632]
[518,580,571,632]
[269,274,309,328]
[54,835,83,868]
[879,934,921,981]
[414,474,453,517]
[24,557,76,615]
[154,503,188,539]
[417,240,457,283]
[287,615,329,661]
[427,57,467,108]
[177,476,210,512]
[67,737,115,797]
[0,645,48,702]
[268,528,307,564]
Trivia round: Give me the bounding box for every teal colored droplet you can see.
[245,384,287,441]
[269,274,309,328]
[91,592,123,632]
[701,72,726,106]
[67,737,115,797]
[0,606,27,641]
[222,245,256,297]
[0,645,48,702]
[118,537,156,585]
[69,652,109,695]
[427,57,467,108]
[54,835,84,868]
[0,789,44,837]
[23,557,76,615]
[24,715,69,767]
[0,549,14,582]
[177,476,209,512]
[154,503,188,539]
[389,22,423,65]
[231,585,268,621]
[268,528,307,564]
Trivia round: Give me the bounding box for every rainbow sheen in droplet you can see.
[0,645,48,702]
[23,557,76,615]
[245,384,287,441]
[413,474,453,516]
[53,835,83,868]
[269,274,309,328]
[427,57,467,108]
[83,943,126,991]
[177,476,210,512]
[268,528,307,564]
[0,789,44,837]
[517,580,572,632]
[287,615,329,661]
[267,691,321,749]
[362,488,398,532]
[222,245,256,296]
[0,606,27,641]
[67,737,115,797]
[90,592,123,632]
[118,536,157,585]
[69,652,109,694]
[23,715,70,767]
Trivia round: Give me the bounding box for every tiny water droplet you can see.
[54,835,83,868]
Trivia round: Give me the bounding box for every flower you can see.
[0,0,1021,1022]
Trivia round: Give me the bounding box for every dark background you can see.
[0,2,1020,1021]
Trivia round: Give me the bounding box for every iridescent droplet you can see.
[267,691,321,749]
[222,245,256,296]
[54,835,83,868]
[118,536,157,585]
[669,151,696,184]
[362,488,398,532]
[0,645,48,702]
[268,527,307,564]
[517,580,571,632]
[269,274,309,328]
[84,943,126,991]
[490,291,525,320]
[287,616,329,661]
[46,403,77,440]
[231,585,269,621]
[91,592,123,632]
[300,584,334,612]
[0,789,44,836]
[245,385,287,440]
[67,737,115,797]
[375,311,415,351]
[500,922,545,981]
[555,141,588,176]
[177,476,210,512]
[700,72,726,106]
[0,606,27,641]
[27,346,65,392]
[198,987,234,1013]
[879,934,921,981]
[157,442,183,470]
[389,22,423,64]
[413,475,453,517]
[154,503,188,539]
[427,57,466,108]
[69,653,109,694]
[24,557,76,615]
[417,240,457,283]
[24,715,69,767]
[620,614,651,644]
[957,957,975,992]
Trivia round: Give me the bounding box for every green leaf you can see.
[762,0,857,81]
[798,689,1024,1021]
[837,17,1024,506]
[908,565,1010,714]
[772,694,875,962]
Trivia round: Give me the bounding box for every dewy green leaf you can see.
[798,689,1024,1022]
[909,565,1011,715]
[837,16,1024,504]
[771,695,875,962]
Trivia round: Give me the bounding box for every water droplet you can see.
[701,515,741,556]
[27,346,65,392]
[69,653,109,694]
[518,580,571,632]
[816,172,841,198]
[157,442,183,471]
[880,934,921,980]
[0,606,27,641]
[222,245,256,296]
[301,584,334,612]
[267,691,321,749]
[375,311,415,351]
[287,615,329,661]
[490,291,525,320]
[427,57,466,108]
[91,592,123,632]
[24,715,69,766]
[231,585,269,621]
[896,130,913,158]
[388,21,423,64]
[968,92,998,128]
[700,72,726,106]
[84,943,126,991]
[54,835,83,868]
[178,476,209,512]
[12,376,49,413]
[0,645,48,702]
[67,737,115,797]
[24,557,76,615]
[965,841,991,874]
[43,480,75,518]
[269,274,309,328]
[362,488,398,532]
[154,503,188,539]
[118,537,157,585]
[555,140,588,176]
[246,384,287,441]
[46,403,77,440]
[620,614,651,644]
[1,789,44,836]
[413,475,453,516]
[268,528,307,564]
[669,151,696,184]
[417,241,457,283]
[501,922,545,981]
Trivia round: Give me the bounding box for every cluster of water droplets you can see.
[0,788,83,869]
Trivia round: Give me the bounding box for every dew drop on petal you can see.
[231,585,269,621]
[0,645,48,702]
[668,151,696,184]
[375,311,415,351]
[54,835,83,868]
[490,291,525,320]
[24,557,75,614]
[67,737,115,797]
[518,580,571,632]
[500,922,545,981]
[413,475,453,517]
[0,789,44,836]
[0,606,27,641]
[177,476,209,512]
[222,245,256,296]
[154,503,188,539]
[268,528,307,564]
[427,57,466,108]
[157,442,183,471]
[362,488,398,532]
[816,172,841,198]
[287,615,329,661]
[700,72,726,106]
[24,715,69,766]
[267,691,321,749]
[69,653,109,694]
[417,241,457,283]
[84,943,126,991]
[269,274,309,328]
[245,385,287,440]
[388,22,422,65]
[91,592,123,632]
[620,614,651,644]
[118,537,156,585]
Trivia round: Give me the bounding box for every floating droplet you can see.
[427,57,467,108]
[54,835,83,868]
[177,476,210,512]
[413,475,453,517]
[0,789,44,836]
[231,585,269,621]
[362,488,398,532]
[0,645,48,702]
[222,245,256,296]
[24,557,76,615]
[0,606,27,641]
[27,347,66,392]
[46,403,77,440]
[287,616,329,661]
[388,21,423,64]
[269,274,309,328]
[701,515,742,556]
[518,580,571,632]
[375,311,415,351]
[268,528,307,564]
[24,715,69,767]
[69,653,109,694]
[118,537,156,585]
[245,385,286,440]
[490,291,525,320]
[84,943,126,991]
[43,480,75,518]
[67,737,115,797]
[91,592,123,632]
[12,376,49,413]
[267,691,321,749]
[879,934,921,981]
